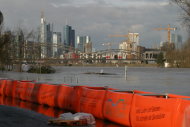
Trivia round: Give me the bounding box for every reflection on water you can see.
[1,66,190,95]
[0,96,125,127]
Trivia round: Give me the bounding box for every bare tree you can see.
[172,0,190,30]
[0,31,13,70]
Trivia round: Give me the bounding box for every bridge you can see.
[10,48,145,65]
[8,45,161,66]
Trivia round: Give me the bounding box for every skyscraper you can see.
[77,36,91,53]
[63,25,75,50]
[70,29,75,48]
[40,12,46,43]
[171,34,182,49]
[39,12,53,58]
[39,12,47,58]
[46,23,53,57]
[52,32,62,57]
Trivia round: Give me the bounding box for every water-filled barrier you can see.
[1,79,190,127]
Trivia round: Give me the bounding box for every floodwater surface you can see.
[1,66,190,95]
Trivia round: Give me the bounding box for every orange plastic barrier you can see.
[55,85,87,111]
[37,83,58,107]
[21,82,36,102]
[103,90,148,126]
[55,85,75,110]
[13,81,29,99]
[11,80,19,98]
[3,80,14,97]
[70,86,87,112]
[79,87,108,119]
[0,79,7,95]
[30,83,41,103]
[103,90,133,126]
[130,94,190,127]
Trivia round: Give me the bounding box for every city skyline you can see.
[0,0,188,50]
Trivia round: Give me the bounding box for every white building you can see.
[119,33,139,52]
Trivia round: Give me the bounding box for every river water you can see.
[0,66,190,96]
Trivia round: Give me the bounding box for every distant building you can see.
[119,41,133,51]
[77,36,92,53]
[63,25,75,50]
[39,12,47,58]
[39,12,54,58]
[14,30,25,58]
[85,42,92,53]
[119,33,139,53]
[77,36,85,52]
[142,48,162,64]
[171,34,182,49]
[128,33,139,45]
[46,23,53,57]
[128,33,139,52]
[52,32,62,57]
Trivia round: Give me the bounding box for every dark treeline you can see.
[0,11,12,69]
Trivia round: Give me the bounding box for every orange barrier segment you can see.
[79,87,109,119]
[13,81,29,99]
[0,79,7,95]
[103,90,133,126]
[179,99,190,127]
[37,83,58,107]
[130,94,190,127]
[55,85,88,112]
[30,83,41,103]
[103,90,148,126]
[21,82,36,102]
[10,80,34,99]
[69,86,85,112]
[55,85,75,110]
[3,80,14,97]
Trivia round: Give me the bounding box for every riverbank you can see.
[51,63,158,67]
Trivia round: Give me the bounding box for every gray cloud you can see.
[0,0,187,50]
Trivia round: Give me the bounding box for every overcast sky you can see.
[0,0,188,50]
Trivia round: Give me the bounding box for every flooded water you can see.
[1,66,190,96]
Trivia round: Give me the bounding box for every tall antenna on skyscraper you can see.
[41,11,44,18]
[66,18,68,25]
